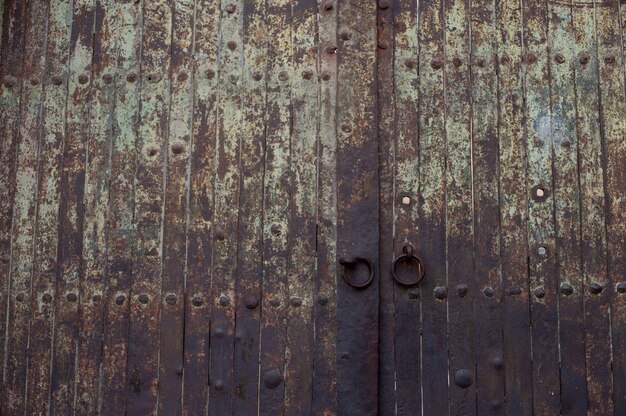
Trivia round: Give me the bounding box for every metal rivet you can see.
[214,328,225,338]
[263,370,283,389]
[491,400,502,409]
[579,53,590,65]
[483,287,494,298]
[67,293,78,302]
[205,69,215,79]
[431,56,444,70]
[215,230,225,241]
[317,293,329,305]
[302,70,313,80]
[252,72,262,81]
[456,284,468,298]
[340,31,351,41]
[225,4,236,13]
[192,296,204,307]
[219,296,230,307]
[326,46,337,55]
[138,294,149,304]
[379,0,390,9]
[3,76,16,87]
[177,72,188,82]
[475,58,486,68]
[278,71,288,81]
[245,295,259,309]
[323,2,333,11]
[605,54,616,64]
[92,294,101,303]
[617,282,626,293]
[52,75,64,85]
[147,146,158,157]
[554,53,565,64]
[561,139,571,148]
[454,369,473,388]
[269,299,280,308]
[378,42,388,50]
[321,71,331,81]
[165,293,177,305]
[532,185,548,202]
[525,53,537,64]
[271,224,282,236]
[491,356,503,368]
[508,285,521,296]
[126,72,137,83]
[341,124,352,133]
[229,75,238,84]
[78,74,89,84]
[560,283,573,296]
[103,73,113,84]
[537,246,547,257]
[401,196,411,205]
[147,74,160,83]
[176,365,183,375]
[405,59,417,69]
[434,287,447,300]
[116,295,126,305]
[42,293,52,303]
[408,288,419,299]
[213,380,224,391]
[290,297,302,307]
[500,54,510,65]
[534,287,545,299]
[534,137,544,147]
[452,57,463,67]
[16,293,25,302]
[30,78,40,86]
[171,143,185,155]
[227,41,237,50]
[589,283,603,294]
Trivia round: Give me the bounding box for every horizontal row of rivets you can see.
[210,369,283,393]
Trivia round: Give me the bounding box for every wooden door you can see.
[1,1,626,415]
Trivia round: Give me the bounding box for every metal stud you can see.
[378,0,390,9]
[317,293,329,305]
[177,72,188,82]
[78,74,89,84]
[278,71,288,82]
[534,287,545,299]
[192,296,204,307]
[323,2,333,11]
[263,370,283,389]
[225,4,236,13]
[245,295,259,309]
[219,296,230,307]
[491,356,503,368]
[171,143,185,155]
[213,380,224,392]
[434,287,447,300]
[126,72,137,83]
[67,293,78,302]
[227,41,237,50]
[269,299,280,308]
[16,293,25,302]
[454,369,473,388]
[42,293,52,303]
[252,71,262,81]
[3,76,16,88]
[452,56,463,67]
[52,75,64,85]
[339,31,351,41]
[525,53,537,64]
[405,59,417,69]
[92,294,101,303]
[617,282,626,294]
[408,288,419,299]
[560,283,573,296]
[508,285,521,296]
[321,71,332,81]
[138,294,149,304]
[554,53,565,64]
[456,284,468,298]
[103,73,113,84]
[302,70,313,80]
[165,293,177,305]
[431,55,444,70]
[290,297,302,307]
[205,69,216,79]
[483,287,494,298]
[604,54,616,64]
[214,328,225,338]
[579,53,590,65]
[589,283,603,295]
[116,295,126,305]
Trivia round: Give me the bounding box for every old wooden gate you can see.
[1,0,626,415]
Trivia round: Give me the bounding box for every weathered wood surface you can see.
[0,1,625,415]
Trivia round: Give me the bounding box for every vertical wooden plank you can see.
[0,0,27,395]
[573,2,613,414]
[1,1,48,413]
[284,0,317,414]
[49,1,95,413]
[157,1,194,414]
[376,0,396,413]
[547,0,588,413]
[390,0,420,413]
[313,1,338,414]
[258,0,291,413]
[596,0,626,413]
[207,0,243,413]
[444,0,476,413]
[24,1,73,414]
[125,0,171,413]
[495,0,533,414]
[470,0,505,414]
[335,1,379,415]
[522,0,561,414]
[182,0,219,414]
[100,0,141,413]
[232,0,267,412]
[417,0,448,413]
[73,1,117,413]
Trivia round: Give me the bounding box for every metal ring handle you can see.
[339,257,375,289]
[392,244,425,286]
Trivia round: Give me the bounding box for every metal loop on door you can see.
[392,244,425,286]
[339,257,375,289]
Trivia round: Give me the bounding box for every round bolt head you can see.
[177,72,188,82]
[560,283,573,296]
[378,0,390,9]
[213,379,224,391]
[278,71,289,81]
[554,53,565,64]
[324,2,333,11]
[263,370,283,389]
[271,223,282,236]
[321,71,332,81]
[534,287,545,299]
[508,285,521,296]
[317,293,329,305]
[456,284,468,298]
[579,53,590,65]
[126,72,137,83]
[67,293,78,302]
[452,56,463,67]
[252,72,262,81]
[434,287,447,300]
[491,356,503,368]
[214,328,225,338]
[483,287,494,298]
[138,294,149,304]
[103,73,113,84]
[431,56,444,70]
[115,295,126,305]
[165,293,177,305]
[219,296,230,307]
[227,41,237,50]
[3,75,17,87]
[92,294,102,303]
[605,54,616,64]
[290,297,302,307]
[269,299,280,308]
[245,295,259,309]
[78,74,89,84]
[617,282,626,293]
[42,293,53,303]
[589,283,603,295]
[454,369,473,388]
[302,70,314,80]
[192,296,204,307]
[52,75,64,85]
[205,69,215,79]
[525,53,537,64]
[225,4,236,13]
[16,293,25,302]
[408,288,419,299]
